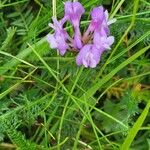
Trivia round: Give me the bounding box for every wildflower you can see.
[83,6,116,39]
[47,17,69,55]
[83,6,105,40]
[47,2,115,68]
[64,1,85,27]
[76,44,101,68]
[63,2,85,50]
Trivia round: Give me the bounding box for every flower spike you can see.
[47,2,115,68]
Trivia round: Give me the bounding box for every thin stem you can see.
[110,0,125,19]
[52,0,57,18]
[57,67,84,150]
[52,0,59,83]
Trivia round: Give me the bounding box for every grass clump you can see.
[0,0,150,149]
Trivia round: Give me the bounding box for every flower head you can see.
[47,2,115,68]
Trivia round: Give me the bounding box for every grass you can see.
[0,0,150,149]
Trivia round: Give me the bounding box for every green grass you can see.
[0,0,150,149]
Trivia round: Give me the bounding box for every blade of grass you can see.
[116,10,150,19]
[84,97,102,149]
[0,38,45,75]
[108,30,150,64]
[0,0,28,8]
[64,45,150,134]
[0,68,37,100]
[57,67,84,150]
[110,0,125,19]
[34,75,70,144]
[0,50,35,68]
[28,42,127,146]
[120,101,150,150]
[83,45,150,104]
[27,42,150,139]
[49,44,149,141]
[27,43,70,94]
[72,95,128,129]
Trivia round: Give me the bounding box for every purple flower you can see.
[76,44,102,68]
[88,6,105,31]
[47,17,69,55]
[46,2,115,68]
[63,2,85,50]
[83,6,116,39]
[64,2,85,27]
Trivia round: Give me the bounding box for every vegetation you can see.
[0,0,150,149]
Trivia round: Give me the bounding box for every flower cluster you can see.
[47,2,116,68]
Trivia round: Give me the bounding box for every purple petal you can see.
[83,6,106,39]
[47,34,57,48]
[73,2,85,17]
[64,2,85,27]
[104,10,116,25]
[93,31,105,52]
[48,23,55,29]
[73,27,83,49]
[52,17,63,33]
[55,33,69,55]
[107,18,117,25]
[47,17,70,55]
[64,2,73,16]
[89,6,105,31]
[101,36,114,49]
[93,31,100,45]
[91,6,104,22]
[76,44,101,68]
[107,36,114,45]
[82,51,97,68]
[76,45,91,66]
[65,2,85,18]
[93,30,114,51]
[104,10,109,21]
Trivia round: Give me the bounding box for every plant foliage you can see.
[0,0,150,149]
